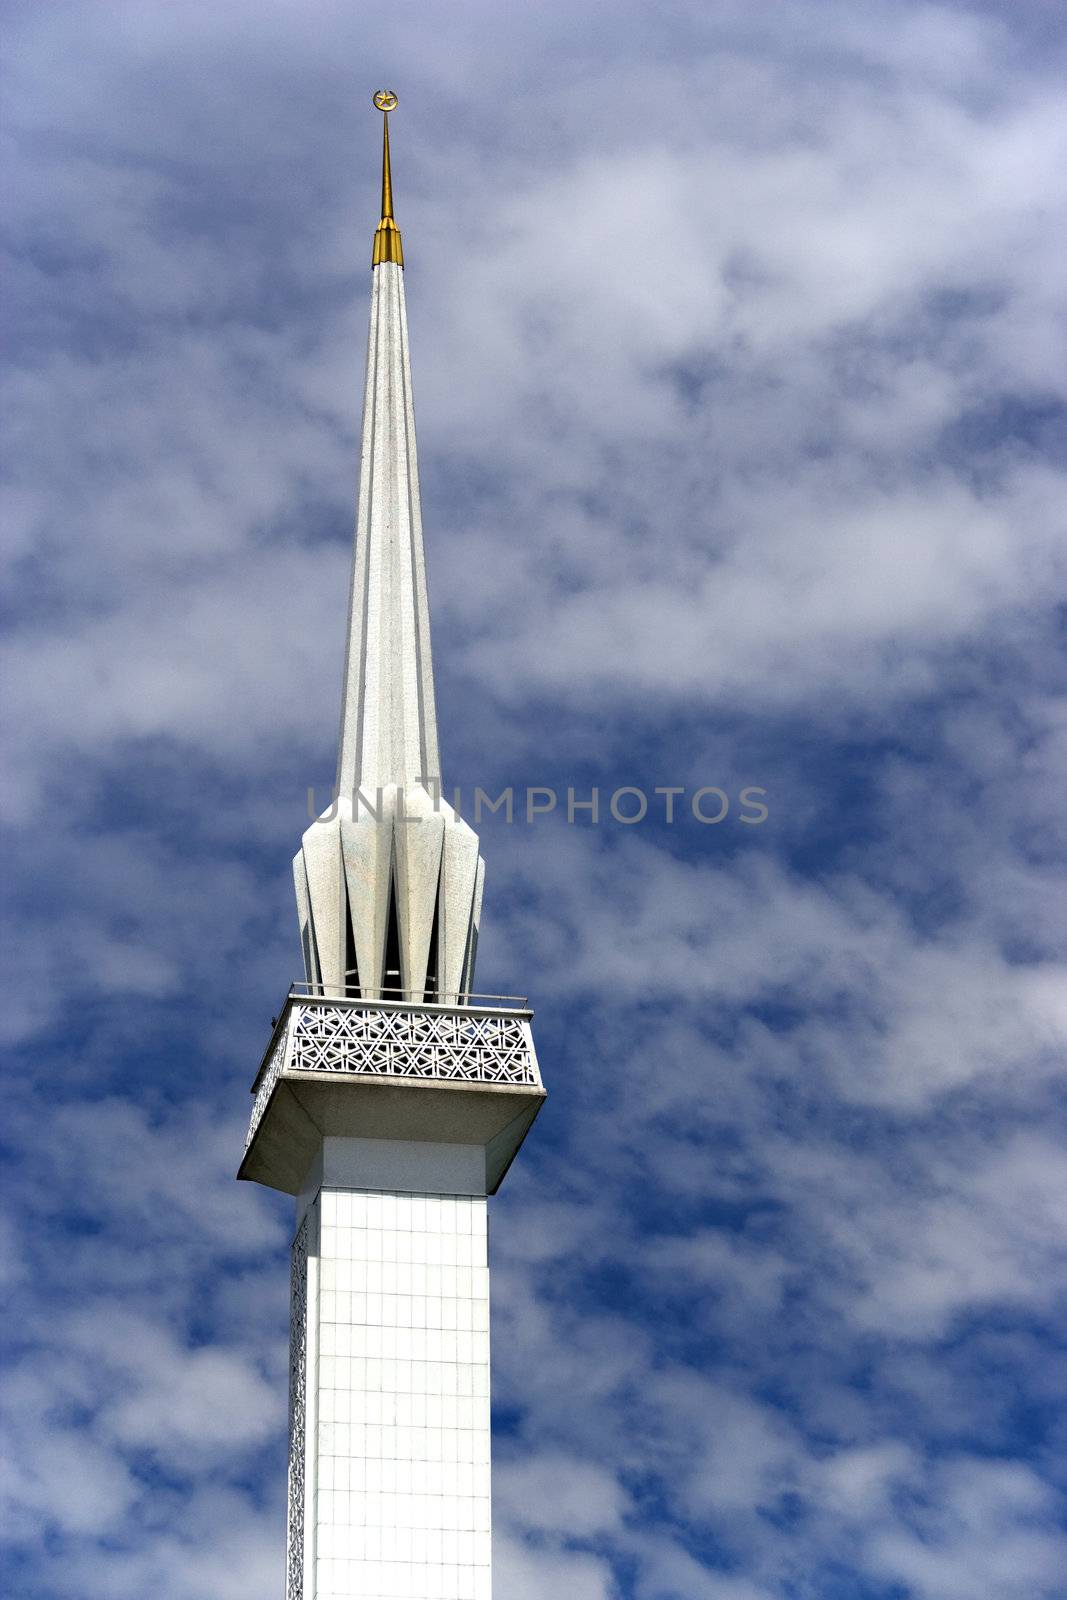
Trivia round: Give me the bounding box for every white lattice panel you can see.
[289,1004,536,1085]
[246,1021,290,1150]
[287,1212,310,1600]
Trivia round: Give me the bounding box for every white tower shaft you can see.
[290,1143,492,1600]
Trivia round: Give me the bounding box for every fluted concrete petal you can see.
[340,804,393,998]
[464,857,486,996]
[301,820,346,992]
[392,784,445,1001]
[293,849,319,988]
[439,818,481,1002]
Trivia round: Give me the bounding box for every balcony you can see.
[238,986,544,1197]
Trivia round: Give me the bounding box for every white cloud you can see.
[494,1532,617,1600]
[496,1449,630,1539]
[5,1,1067,1596]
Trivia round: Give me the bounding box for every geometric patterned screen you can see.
[286,1211,310,1600]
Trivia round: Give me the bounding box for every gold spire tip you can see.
[372,90,404,267]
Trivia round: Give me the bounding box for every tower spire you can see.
[371,89,404,266]
[293,90,483,1006]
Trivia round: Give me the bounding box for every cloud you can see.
[4,1,1067,1596]
[495,1449,630,1539]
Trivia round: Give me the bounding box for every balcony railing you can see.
[286,981,529,1009]
[245,986,540,1153]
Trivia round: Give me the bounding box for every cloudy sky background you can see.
[4,1,1067,1595]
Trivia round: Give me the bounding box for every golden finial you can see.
[372,91,404,267]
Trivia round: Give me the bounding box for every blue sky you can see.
[3,2,1067,1596]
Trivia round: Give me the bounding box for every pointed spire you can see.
[372,90,404,267]
[293,93,485,1004]
[336,187,437,797]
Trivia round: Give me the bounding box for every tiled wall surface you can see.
[310,1189,492,1600]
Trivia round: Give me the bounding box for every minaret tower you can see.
[239,93,544,1600]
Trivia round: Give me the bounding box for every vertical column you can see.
[308,1186,492,1600]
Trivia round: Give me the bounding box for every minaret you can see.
[239,93,544,1600]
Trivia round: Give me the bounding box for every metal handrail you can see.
[286,981,529,1009]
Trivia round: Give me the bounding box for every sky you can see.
[3,1,1067,1596]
